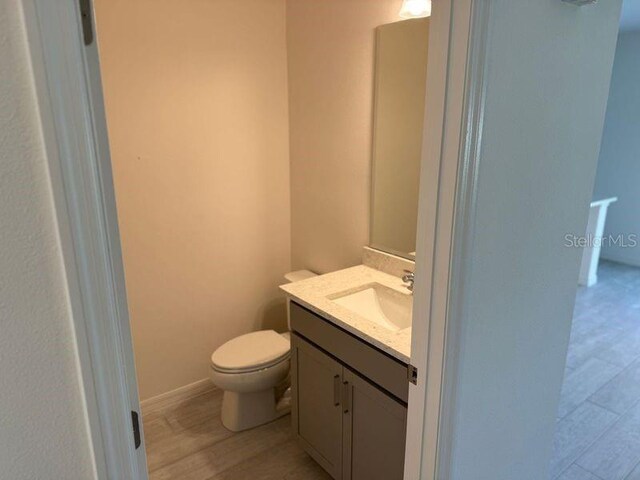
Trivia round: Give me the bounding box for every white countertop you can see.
[280,265,412,363]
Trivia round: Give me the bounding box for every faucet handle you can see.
[402,270,415,292]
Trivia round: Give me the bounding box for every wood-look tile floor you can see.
[551,261,640,480]
[142,388,331,480]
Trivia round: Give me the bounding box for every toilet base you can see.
[220,389,290,432]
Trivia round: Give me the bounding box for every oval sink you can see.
[330,283,413,332]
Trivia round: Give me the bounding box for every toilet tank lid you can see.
[284,270,317,283]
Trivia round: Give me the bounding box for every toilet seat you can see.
[211,330,290,374]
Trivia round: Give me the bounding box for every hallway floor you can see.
[142,386,331,480]
[551,261,640,480]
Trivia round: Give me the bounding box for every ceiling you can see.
[620,0,640,32]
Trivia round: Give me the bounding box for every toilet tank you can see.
[284,270,317,283]
[284,270,317,330]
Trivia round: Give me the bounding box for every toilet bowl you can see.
[210,270,316,432]
[210,330,291,432]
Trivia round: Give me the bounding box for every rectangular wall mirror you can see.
[370,17,430,260]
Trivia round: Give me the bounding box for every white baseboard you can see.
[140,378,216,414]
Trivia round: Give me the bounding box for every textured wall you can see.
[0,2,96,478]
[287,0,403,274]
[94,0,292,400]
[593,31,640,267]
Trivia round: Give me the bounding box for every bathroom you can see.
[92,0,430,478]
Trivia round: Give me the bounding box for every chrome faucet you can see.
[402,270,415,293]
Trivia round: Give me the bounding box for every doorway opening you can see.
[88,0,436,478]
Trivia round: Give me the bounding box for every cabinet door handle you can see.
[333,375,341,406]
[342,381,351,414]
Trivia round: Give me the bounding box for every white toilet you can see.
[210,270,316,432]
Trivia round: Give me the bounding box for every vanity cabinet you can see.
[290,302,408,480]
[293,334,344,478]
[342,368,407,480]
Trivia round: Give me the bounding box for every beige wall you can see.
[95,0,405,399]
[287,0,403,274]
[94,0,291,400]
[371,18,429,256]
[0,2,96,477]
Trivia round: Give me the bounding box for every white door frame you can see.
[22,0,488,478]
[22,1,148,479]
[404,0,490,478]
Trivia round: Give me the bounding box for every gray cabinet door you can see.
[292,334,343,479]
[342,368,407,480]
